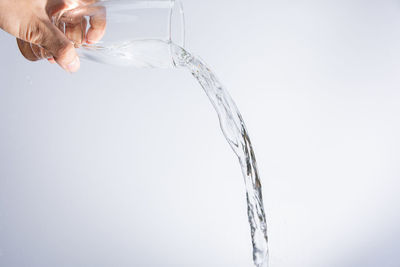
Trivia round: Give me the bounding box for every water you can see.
[81,40,269,267]
[79,40,176,68]
[171,44,269,267]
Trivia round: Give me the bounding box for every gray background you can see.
[1,0,400,266]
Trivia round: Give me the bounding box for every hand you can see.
[0,0,106,72]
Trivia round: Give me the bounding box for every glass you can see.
[33,0,185,68]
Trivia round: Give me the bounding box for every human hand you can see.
[0,0,106,72]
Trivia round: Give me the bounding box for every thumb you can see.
[38,20,80,72]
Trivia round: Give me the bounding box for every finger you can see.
[16,38,40,61]
[45,0,95,17]
[60,5,106,44]
[39,20,80,72]
[17,38,53,60]
[65,17,88,46]
[86,6,106,44]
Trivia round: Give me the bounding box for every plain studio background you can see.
[1,0,400,266]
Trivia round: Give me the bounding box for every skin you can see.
[0,0,106,72]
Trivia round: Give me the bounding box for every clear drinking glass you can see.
[33,0,185,68]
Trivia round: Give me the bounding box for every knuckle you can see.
[55,42,74,60]
[19,18,44,44]
[52,44,76,68]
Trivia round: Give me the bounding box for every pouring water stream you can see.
[79,39,269,267]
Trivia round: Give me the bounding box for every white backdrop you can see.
[1,0,400,266]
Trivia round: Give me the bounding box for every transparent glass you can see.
[34,0,185,68]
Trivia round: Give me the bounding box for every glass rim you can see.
[169,0,185,48]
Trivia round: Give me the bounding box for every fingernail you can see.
[67,56,80,72]
[86,39,96,44]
